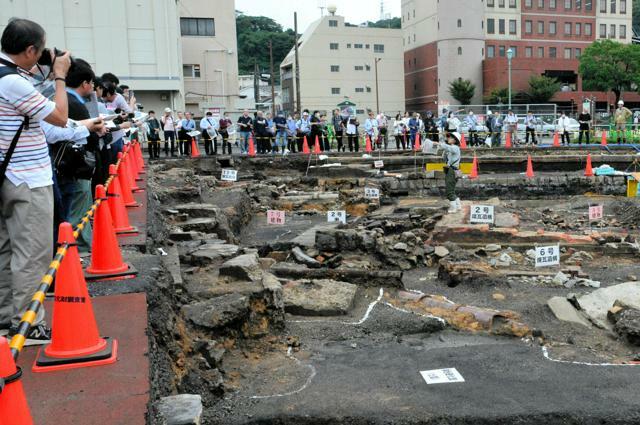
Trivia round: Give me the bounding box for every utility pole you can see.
[269,40,276,114]
[294,12,301,114]
[374,58,381,114]
[254,61,260,111]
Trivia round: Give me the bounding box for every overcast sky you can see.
[235,0,401,32]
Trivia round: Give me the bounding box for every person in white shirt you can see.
[200,111,218,156]
[376,112,388,150]
[524,111,537,145]
[175,111,184,155]
[393,113,406,150]
[161,108,176,156]
[364,111,378,150]
[557,112,572,146]
[504,110,518,143]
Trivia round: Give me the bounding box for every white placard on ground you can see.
[469,205,495,224]
[364,187,380,199]
[374,160,384,169]
[327,210,347,224]
[267,210,286,225]
[221,169,238,182]
[420,368,465,385]
[535,245,560,267]
[589,205,603,221]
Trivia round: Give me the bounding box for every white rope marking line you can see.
[540,346,640,367]
[382,301,447,326]
[248,346,317,399]
[289,288,384,325]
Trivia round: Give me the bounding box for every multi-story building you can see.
[403,0,634,112]
[280,7,405,119]
[178,0,240,116]
[0,0,184,114]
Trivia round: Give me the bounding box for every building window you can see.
[610,24,616,38]
[182,64,201,78]
[620,24,627,38]
[600,23,607,37]
[487,45,496,57]
[488,0,495,5]
[538,21,545,34]
[509,0,517,7]
[499,19,505,34]
[366,87,372,93]
[525,20,533,34]
[586,0,592,9]
[413,34,416,41]
[354,43,363,49]
[509,20,517,34]
[565,22,572,35]
[576,22,582,35]
[565,0,572,9]
[355,88,364,93]
[550,0,557,7]
[575,48,582,57]
[526,0,533,6]
[525,46,533,57]
[610,0,616,13]
[330,42,339,50]
[564,47,572,58]
[549,47,557,57]
[365,64,371,70]
[355,65,364,71]
[538,46,545,57]
[347,43,351,48]
[620,0,626,13]
[331,88,340,94]
[356,109,365,114]
[499,0,505,6]
[585,23,592,35]
[180,18,215,36]
[374,44,385,53]
[576,0,582,8]
[600,0,607,12]
[330,65,340,72]
[499,45,506,56]
[549,21,557,34]
[457,19,462,27]
[458,46,463,55]
[538,0,545,6]
[488,19,495,33]
[510,46,518,57]
[329,20,338,27]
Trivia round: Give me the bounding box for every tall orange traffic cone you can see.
[124,145,139,181]
[553,132,560,147]
[134,142,145,171]
[131,142,143,175]
[525,155,535,178]
[107,164,138,235]
[85,185,136,281]
[116,152,140,208]
[33,222,118,372]
[505,132,512,148]
[314,135,322,154]
[365,135,373,153]
[190,137,201,158]
[0,337,33,424]
[123,147,141,191]
[302,136,310,154]
[248,135,256,157]
[460,133,468,149]
[584,153,594,177]
[470,155,479,179]
[601,130,608,146]
[414,132,421,151]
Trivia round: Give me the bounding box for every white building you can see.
[280,6,405,119]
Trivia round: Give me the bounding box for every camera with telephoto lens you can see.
[37,47,75,71]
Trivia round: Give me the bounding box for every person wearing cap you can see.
[432,131,462,213]
[614,100,632,144]
[200,111,218,155]
[297,111,311,151]
[146,110,161,159]
[161,108,177,156]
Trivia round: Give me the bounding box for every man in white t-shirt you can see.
[0,18,72,343]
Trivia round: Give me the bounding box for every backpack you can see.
[0,63,29,187]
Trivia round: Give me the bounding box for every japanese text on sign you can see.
[364,187,380,199]
[589,205,603,221]
[469,205,495,224]
[327,210,347,224]
[535,245,560,267]
[221,169,238,182]
[267,210,286,225]
[420,368,465,385]
[374,160,384,169]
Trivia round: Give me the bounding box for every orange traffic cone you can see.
[314,135,322,154]
[130,142,141,175]
[134,142,145,172]
[414,132,421,151]
[601,130,608,146]
[505,132,512,148]
[302,136,310,154]
[365,135,373,153]
[107,164,138,235]
[470,155,479,179]
[0,337,33,424]
[584,153,594,177]
[85,185,136,281]
[190,137,200,158]
[460,133,468,149]
[123,147,141,191]
[33,222,118,372]
[116,152,140,208]
[553,132,560,147]
[525,155,535,178]
[248,135,256,157]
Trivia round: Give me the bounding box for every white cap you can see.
[450,132,462,143]
[618,100,624,105]
[487,110,492,115]
[164,107,172,113]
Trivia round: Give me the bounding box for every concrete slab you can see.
[547,296,591,328]
[18,293,149,425]
[577,282,640,329]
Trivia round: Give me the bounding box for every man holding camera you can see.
[0,18,72,342]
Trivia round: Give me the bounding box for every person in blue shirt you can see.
[273,111,288,154]
[181,112,196,156]
[465,111,479,146]
[265,112,276,153]
[408,112,419,149]
[286,113,298,153]
[296,111,311,151]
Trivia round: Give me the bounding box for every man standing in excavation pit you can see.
[432,131,462,213]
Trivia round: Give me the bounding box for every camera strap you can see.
[0,62,30,188]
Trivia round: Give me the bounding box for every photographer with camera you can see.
[0,18,73,343]
[101,80,132,162]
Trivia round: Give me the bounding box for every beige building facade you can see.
[280,10,405,119]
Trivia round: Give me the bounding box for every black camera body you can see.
[37,48,75,72]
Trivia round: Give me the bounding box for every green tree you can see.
[525,75,561,103]
[448,78,476,105]
[578,39,640,105]
[483,87,509,105]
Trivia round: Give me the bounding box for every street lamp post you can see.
[507,48,513,109]
[374,58,381,113]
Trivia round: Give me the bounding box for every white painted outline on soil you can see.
[247,347,317,399]
[289,288,385,325]
[540,346,640,367]
[382,301,447,326]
